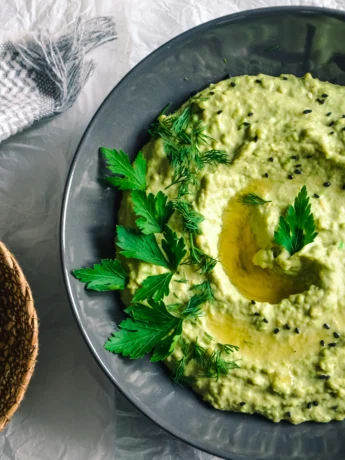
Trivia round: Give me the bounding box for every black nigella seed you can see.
[263,318,269,323]
[307,402,312,409]
[274,328,280,334]
[342,185,345,190]
[285,412,291,418]
[284,323,291,330]
[314,194,320,198]
[320,340,325,346]
[332,405,338,410]
[254,135,258,142]
[264,173,269,178]
[303,109,312,114]
[239,401,246,406]
[295,169,302,175]
[316,98,325,104]
[209,91,215,95]
[254,312,260,316]
[319,374,330,380]
[243,122,250,126]
[343,115,345,118]
[295,163,302,167]
[328,342,337,347]
[334,332,340,338]
[291,155,299,160]
[330,132,334,135]
[306,155,313,158]
[329,121,335,126]
[255,79,262,83]
[282,76,288,80]
[269,157,274,162]
[251,300,256,305]
[327,112,332,116]
[323,182,331,187]
[248,112,254,117]
[230,82,236,87]
[313,401,319,406]
[295,327,301,334]
[217,110,223,114]
[322,93,329,98]
[288,174,294,180]
[324,323,331,329]
[343,127,345,131]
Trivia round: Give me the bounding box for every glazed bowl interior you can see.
[61,7,345,460]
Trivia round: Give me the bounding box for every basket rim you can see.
[0,240,39,432]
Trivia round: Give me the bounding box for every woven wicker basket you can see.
[0,241,38,431]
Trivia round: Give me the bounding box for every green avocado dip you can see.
[75,73,345,424]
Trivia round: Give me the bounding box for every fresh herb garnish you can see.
[172,357,186,384]
[191,280,214,302]
[161,225,187,271]
[73,259,127,291]
[186,338,208,367]
[105,300,182,360]
[132,226,186,301]
[151,320,183,362]
[182,292,209,320]
[101,148,146,191]
[75,96,239,384]
[200,149,230,166]
[132,272,174,302]
[173,200,204,235]
[241,193,271,206]
[274,185,318,255]
[116,226,169,268]
[207,349,240,381]
[131,190,174,234]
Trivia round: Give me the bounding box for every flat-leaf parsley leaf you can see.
[162,225,187,270]
[133,272,174,302]
[116,226,169,268]
[274,185,317,255]
[73,259,127,291]
[104,300,181,360]
[101,148,146,191]
[131,190,174,234]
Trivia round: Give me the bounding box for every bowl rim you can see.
[60,5,345,457]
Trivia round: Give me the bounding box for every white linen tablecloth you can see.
[1,1,344,459]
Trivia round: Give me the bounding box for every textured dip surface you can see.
[119,73,345,424]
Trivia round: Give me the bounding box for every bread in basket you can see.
[0,241,38,431]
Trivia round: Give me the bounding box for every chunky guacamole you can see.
[117,73,345,424]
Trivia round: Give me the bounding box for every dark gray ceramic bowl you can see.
[61,6,345,459]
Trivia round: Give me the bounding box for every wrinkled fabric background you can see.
[1,1,345,459]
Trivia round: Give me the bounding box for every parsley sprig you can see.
[131,190,174,234]
[104,300,183,361]
[101,148,146,191]
[74,96,239,382]
[73,259,127,291]
[274,185,318,255]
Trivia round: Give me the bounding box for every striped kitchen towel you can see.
[0,16,116,142]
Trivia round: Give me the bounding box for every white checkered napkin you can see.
[0,16,116,143]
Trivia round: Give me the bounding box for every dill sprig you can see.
[191,280,214,302]
[241,193,271,206]
[201,149,231,166]
[206,349,240,381]
[172,357,186,384]
[182,292,209,320]
[186,338,208,367]
[173,200,204,235]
